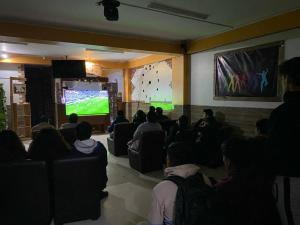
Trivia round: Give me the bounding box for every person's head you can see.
[203,109,213,118]
[149,106,155,113]
[221,137,250,175]
[28,128,69,161]
[39,115,49,123]
[0,130,26,162]
[178,115,189,129]
[135,110,146,120]
[146,111,157,123]
[167,142,191,167]
[76,121,92,141]
[69,113,78,123]
[156,107,163,116]
[117,110,125,118]
[279,57,300,91]
[256,119,269,136]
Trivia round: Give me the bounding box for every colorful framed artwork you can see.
[214,42,284,101]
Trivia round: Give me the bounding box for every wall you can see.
[0,63,23,105]
[190,28,300,136]
[131,60,172,103]
[103,69,124,100]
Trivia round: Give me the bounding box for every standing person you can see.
[267,57,300,225]
[60,113,78,129]
[73,121,108,199]
[107,110,129,133]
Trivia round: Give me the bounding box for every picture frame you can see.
[13,83,26,94]
[214,41,284,101]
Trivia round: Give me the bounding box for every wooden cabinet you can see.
[13,103,31,138]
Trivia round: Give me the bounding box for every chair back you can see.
[0,160,51,225]
[52,156,102,224]
[129,130,165,173]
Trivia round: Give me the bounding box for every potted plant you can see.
[0,84,7,131]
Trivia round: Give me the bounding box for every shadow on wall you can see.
[215,111,245,137]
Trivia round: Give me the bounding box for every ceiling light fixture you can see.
[86,48,124,54]
[0,41,28,45]
[147,2,209,20]
[120,2,233,28]
[97,0,120,21]
[1,53,8,59]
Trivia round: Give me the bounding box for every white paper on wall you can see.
[131,61,172,103]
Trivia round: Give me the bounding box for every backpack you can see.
[166,173,215,225]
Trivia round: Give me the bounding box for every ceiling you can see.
[0,41,151,61]
[0,0,299,41]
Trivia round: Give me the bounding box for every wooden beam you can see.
[187,9,300,54]
[126,54,174,68]
[0,21,182,54]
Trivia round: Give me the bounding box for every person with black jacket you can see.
[267,57,300,225]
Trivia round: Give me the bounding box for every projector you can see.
[97,0,120,21]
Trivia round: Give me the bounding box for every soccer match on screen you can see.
[64,90,109,116]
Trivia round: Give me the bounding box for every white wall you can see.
[131,61,172,103]
[0,63,22,105]
[191,28,300,109]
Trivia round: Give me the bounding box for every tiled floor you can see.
[24,134,225,225]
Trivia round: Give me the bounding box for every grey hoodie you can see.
[74,139,98,154]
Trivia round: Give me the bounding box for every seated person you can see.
[212,137,281,225]
[194,108,217,130]
[133,110,146,131]
[155,107,169,121]
[255,118,269,139]
[28,128,70,162]
[128,111,162,151]
[0,130,27,163]
[149,105,155,113]
[73,121,108,198]
[107,110,129,133]
[165,115,189,147]
[60,113,78,129]
[147,142,212,225]
[32,115,55,133]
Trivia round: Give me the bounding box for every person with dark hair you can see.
[31,115,54,133]
[267,57,300,225]
[0,130,27,163]
[132,110,146,131]
[155,107,169,121]
[268,57,300,176]
[60,113,78,129]
[165,115,190,147]
[28,128,70,162]
[128,111,162,150]
[147,142,212,225]
[73,121,108,198]
[255,118,269,138]
[107,110,129,133]
[212,137,281,225]
[149,105,155,113]
[194,108,217,129]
